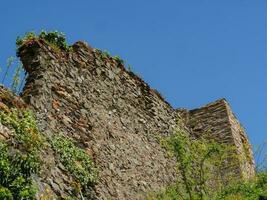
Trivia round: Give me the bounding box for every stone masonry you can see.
[0,38,255,199]
[178,99,255,180]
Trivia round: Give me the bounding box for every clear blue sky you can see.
[0,1,266,154]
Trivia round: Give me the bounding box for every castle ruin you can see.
[0,38,255,199]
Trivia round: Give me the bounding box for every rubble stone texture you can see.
[0,38,255,199]
[178,99,255,179]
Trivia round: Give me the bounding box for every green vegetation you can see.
[39,31,69,51]
[1,56,15,85]
[0,56,26,95]
[94,48,143,80]
[16,30,70,52]
[96,48,125,66]
[100,50,112,59]
[153,122,230,199]
[0,107,98,199]
[51,135,97,197]
[0,108,44,199]
[15,32,36,48]
[213,172,267,200]
[113,55,124,65]
[3,30,69,94]
[11,62,23,94]
[1,30,71,93]
[148,120,267,200]
[148,172,267,200]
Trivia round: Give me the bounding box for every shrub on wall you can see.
[51,135,98,198]
[0,108,44,199]
[148,120,267,200]
[16,30,70,52]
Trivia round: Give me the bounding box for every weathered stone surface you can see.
[178,99,255,179]
[0,38,252,200]
[0,123,12,140]
[18,41,178,199]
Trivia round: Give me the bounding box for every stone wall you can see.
[225,101,255,178]
[0,38,254,199]
[18,40,179,199]
[179,99,255,179]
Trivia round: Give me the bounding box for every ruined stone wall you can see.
[225,102,255,178]
[18,40,179,199]
[181,99,255,179]
[7,38,256,199]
